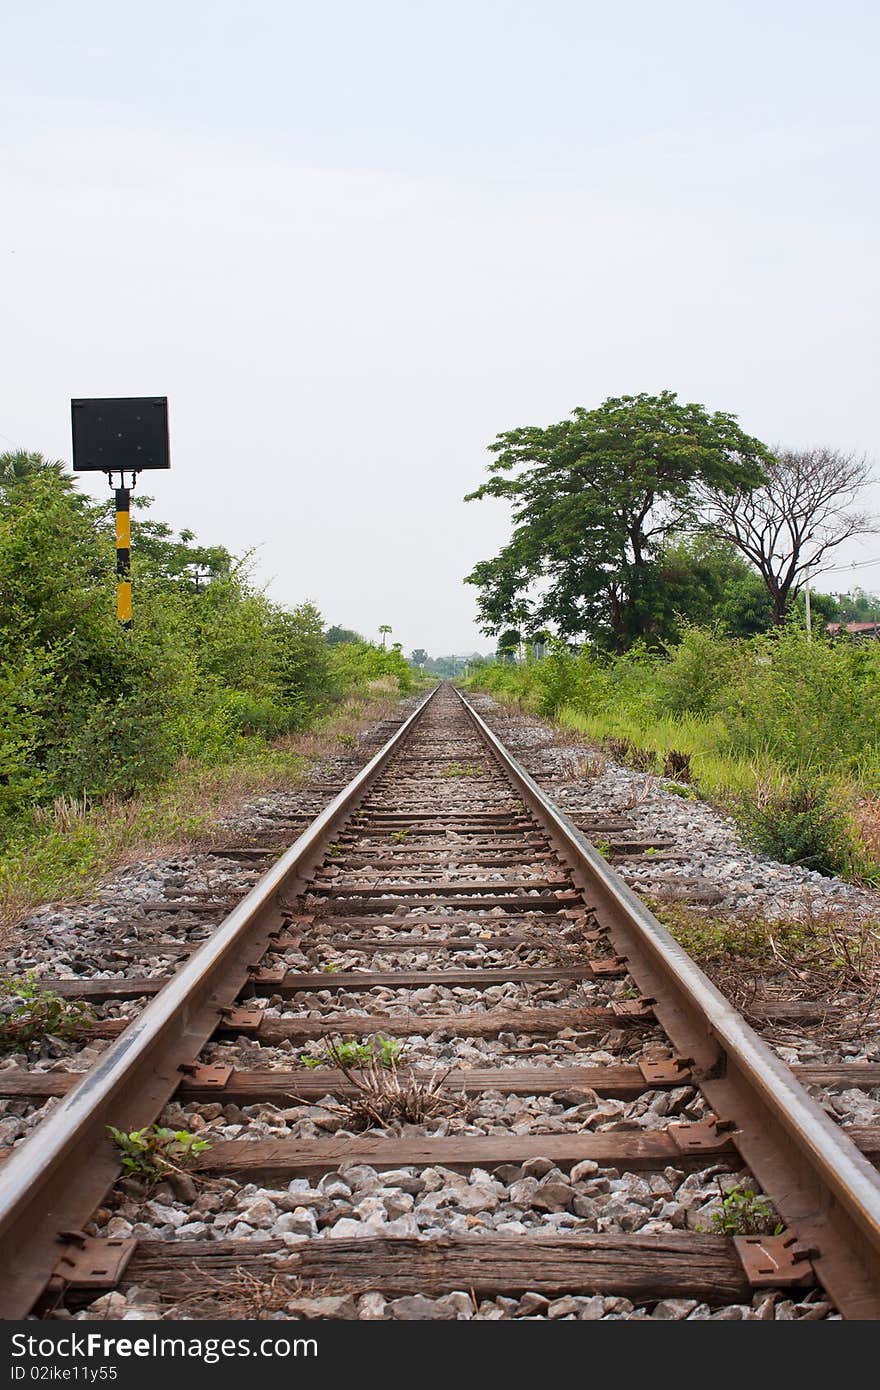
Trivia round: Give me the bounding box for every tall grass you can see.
[470,627,880,881]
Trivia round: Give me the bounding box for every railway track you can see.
[2,682,880,1320]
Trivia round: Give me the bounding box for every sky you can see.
[2,1,879,655]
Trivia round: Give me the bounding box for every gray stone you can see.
[105,1217,134,1238]
[435,1291,474,1319]
[578,1297,606,1320]
[287,1294,358,1319]
[319,1176,353,1198]
[570,1159,599,1183]
[508,1177,539,1205]
[531,1181,575,1213]
[651,1299,698,1320]
[357,1292,387,1320]
[326,1217,369,1238]
[521,1157,556,1178]
[379,1190,414,1219]
[239,1197,277,1228]
[547,1296,580,1319]
[518,1292,551,1315]
[277,1207,317,1236]
[174,1221,210,1240]
[389,1295,455,1320]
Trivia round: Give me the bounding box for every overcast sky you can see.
[2,1,879,655]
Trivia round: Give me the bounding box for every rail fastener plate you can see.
[638,1057,694,1085]
[250,966,287,986]
[733,1233,817,1288]
[177,1064,233,1088]
[220,1007,263,1031]
[669,1118,736,1153]
[589,956,628,977]
[52,1233,137,1289]
[610,997,656,1019]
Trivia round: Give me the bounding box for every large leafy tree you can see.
[464,392,769,649]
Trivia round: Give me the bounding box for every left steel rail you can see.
[0,686,439,1319]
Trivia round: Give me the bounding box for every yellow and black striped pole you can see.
[115,485,132,628]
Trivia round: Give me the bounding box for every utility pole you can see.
[114,479,133,628]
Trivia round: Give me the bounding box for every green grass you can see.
[299,1036,404,1069]
[0,689,401,934]
[555,704,780,803]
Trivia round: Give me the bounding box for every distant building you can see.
[826,621,880,639]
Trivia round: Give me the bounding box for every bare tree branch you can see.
[699,447,877,624]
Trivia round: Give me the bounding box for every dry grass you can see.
[654,900,880,1035]
[853,793,880,867]
[618,776,656,811]
[319,1046,467,1131]
[171,1269,370,1319]
[520,925,592,967]
[0,885,29,945]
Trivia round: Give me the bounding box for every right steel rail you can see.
[457,687,880,1318]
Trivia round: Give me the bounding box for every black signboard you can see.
[71,397,170,473]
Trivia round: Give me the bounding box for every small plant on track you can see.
[321,1048,465,1131]
[0,974,94,1052]
[299,1035,404,1069]
[707,1184,783,1237]
[107,1124,212,1183]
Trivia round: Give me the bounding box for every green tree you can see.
[833,589,880,623]
[465,391,769,650]
[496,629,522,661]
[409,648,428,667]
[378,624,392,648]
[325,624,363,646]
[0,450,71,492]
[272,602,339,728]
[649,536,774,640]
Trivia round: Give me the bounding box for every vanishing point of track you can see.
[2,683,880,1319]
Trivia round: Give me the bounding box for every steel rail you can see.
[0,685,440,1319]
[456,686,880,1318]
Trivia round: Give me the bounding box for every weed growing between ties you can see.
[0,974,94,1051]
[175,1271,368,1320]
[299,1035,405,1069]
[321,1054,465,1132]
[706,1184,783,1237]
[107,1124,212,1184]
[441,762,485,778]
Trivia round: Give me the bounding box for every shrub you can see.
[732,775,858,877]
[655,625,738,717]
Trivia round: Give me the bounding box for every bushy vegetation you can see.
[470,626,880,880]
[0,454,414,904]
